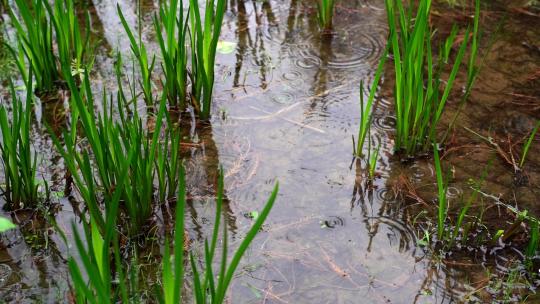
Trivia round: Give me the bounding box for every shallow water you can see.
[0,0,539,303]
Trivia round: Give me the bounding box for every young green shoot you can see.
[154,0,189,110]
[68,165,279,303]
[189,0,226,120]
[356,51,387,157]
[317,0,335,31]
[519,120,540,169]
[7,0,90,94]
[384,0,480,155]
[0,75,39,206]
[185,171,278,303]
[7,0,57,93]
[49,61,169,234]
[118,2,156,107]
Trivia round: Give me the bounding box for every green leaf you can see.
[216,41,236,54]
[0,217,16,233]
[249,211,259,220]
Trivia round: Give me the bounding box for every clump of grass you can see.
[49,63,175,234]
[43,0,91,82]
[189,0,226,120]
[156,127,181,203]
[119,0,223,118]
[317,0,335,31]
[68,152,134,304]
[118,2,156,107]
[7,0,57,93]
[0,75,39,207]
[384,0,480,156]
[154,0,189,110]
[7,0,90,95]
[68,167,279,303]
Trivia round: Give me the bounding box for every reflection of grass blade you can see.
[368,143,381,181]
[434,146,447,240]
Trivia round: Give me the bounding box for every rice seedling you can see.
[156,127,181,203]
[7,0,90,95]
[118,2,156,107]
[43,0,91,83]
[7,0,57,93]
[185,173,278,304]
[519,120,540,169]
[448,160,491,247]
[68,152,134,304]
[384,0,480,156]
[189,0,226,120]
[49,62,169,234]
[317,0,335,31]
[154,0,189,110]
[0,75,39,206]
[68,165,279,303]
[356,52,387,157]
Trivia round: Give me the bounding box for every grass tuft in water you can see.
[7,0,91,94]
[317,0,335,31]
[118,2,156,107]
[49,61,175,234]
[384,0,480,156]
[187,173,278,303]
[43,0,92,82]
[0,74,39,207]
[154,0,189,110]
[68,167,279,303]
[189,0,226,120]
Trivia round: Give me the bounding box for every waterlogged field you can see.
[0,0,539,303]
